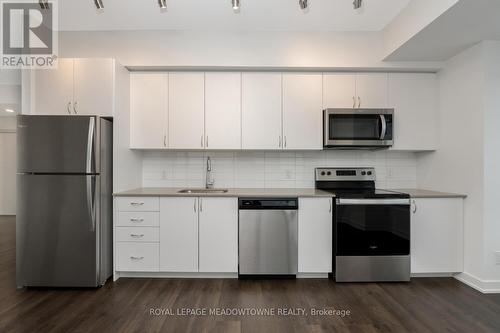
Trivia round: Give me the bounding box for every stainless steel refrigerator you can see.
[16,115,113,287]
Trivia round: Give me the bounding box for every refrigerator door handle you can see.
[86,117,95,174]
[86,175,96,231]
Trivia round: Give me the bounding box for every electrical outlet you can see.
[495,251,500,265]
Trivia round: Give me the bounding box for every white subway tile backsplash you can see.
[141,151,417,189]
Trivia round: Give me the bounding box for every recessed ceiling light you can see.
[158,0,167,9]
[232,0,240,11]
[5,109,15,113]
[299,0,308,10]
[353,0,362,9]
[94,0,104,9]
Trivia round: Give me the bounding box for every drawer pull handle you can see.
[130,218,144,222]
[130,234,144,238]
[130,202,144,206]
[130,256,144,260]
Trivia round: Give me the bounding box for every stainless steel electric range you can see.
[315,167,411,282]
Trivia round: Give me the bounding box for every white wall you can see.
[143,151,417,189]
[0,117,17,215]
[417,41,500,289]
[59,30,442,71]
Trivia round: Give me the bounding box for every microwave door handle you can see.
[379,115,387,140]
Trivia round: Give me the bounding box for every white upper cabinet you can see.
[242,73,283,149]
[198,198,238,273]
[129,73,168,149]
[73,58,114,116]
[32,58,74,115]
[323,74,356,109]
[159,197,199,272]
[168,72,205,149]
[298,198,333,273]
[388,73,438,151]
[31,58,114,116]
[355,73,388,109]
[411,198,464,274]
[282,73,323,150]
[205,73,242,149]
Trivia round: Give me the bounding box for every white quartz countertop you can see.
[113,187,333,198]
[114,187,466,199]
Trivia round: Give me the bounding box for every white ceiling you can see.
[59,0,411,32]
[386,0,500,61]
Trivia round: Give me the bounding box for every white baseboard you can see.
[455,272,500,293]
[297,273,329,278]
[411,273,455,278]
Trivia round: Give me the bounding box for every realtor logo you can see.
[1,0,58,68]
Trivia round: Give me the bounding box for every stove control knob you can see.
[327,171,332,176]
[321,171,326,176]
[361,171,366,176]
[367,171,372,176]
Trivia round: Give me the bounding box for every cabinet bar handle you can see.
[130,256,144,260]
[130,234,144,238]
[358,96,361,108]
[352,96,355,108]
[73,101,78,114]
[412,200,417,214]
[194,198,197,212]
[284,136,287,148]
[201,135,204,148]
[130,202,144,206]
[199,198,203,212]
[206,136,209,148]
[329,200,332,213]
[67,102,72,114]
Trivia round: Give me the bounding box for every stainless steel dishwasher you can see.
[238,198,298,277]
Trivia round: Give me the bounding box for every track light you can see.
[232,0,240,11]
[353,0,362,9]
[39,0,49,10]
[158,0,167,9]
[94,0,104,9]
[299,0,308,10]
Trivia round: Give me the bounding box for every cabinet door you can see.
[323,74,356,109]
[73,58,114,116]
[168,72,205,149]
[388,73,437,151]
[241,73,282,149]
[205,73,241,149]
[159,197,198,272]
[282,73,323,150]
[355,73,387,108]
[298,198,332,273]
[411,198,464,274]
[198,198,238,273]
[129,73,168,149]
[32,58,74,115]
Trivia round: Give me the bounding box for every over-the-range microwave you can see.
[323,108,394,149]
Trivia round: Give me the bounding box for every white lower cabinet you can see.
[411,198,464,274]
[198,198,238,273]
[298,197,333,273]
[159,197,199,272]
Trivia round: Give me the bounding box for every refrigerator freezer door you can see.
[17,115,99,174]
[17,174,100,287]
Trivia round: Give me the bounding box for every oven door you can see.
[324,109,393,147]
[335,198,410,256]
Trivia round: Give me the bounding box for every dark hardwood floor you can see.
[1,216,500,333]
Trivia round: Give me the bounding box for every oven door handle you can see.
[336,198,410,205]
[379,115,387,140]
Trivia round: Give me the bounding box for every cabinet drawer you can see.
[116,197,159,212]
[116,243,159,272]
[115,227,159,242]
[116,212,160,227]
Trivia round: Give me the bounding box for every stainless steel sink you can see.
[177,188,229,194]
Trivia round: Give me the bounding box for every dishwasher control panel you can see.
[239,198,298,210]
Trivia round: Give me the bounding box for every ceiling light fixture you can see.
[232,0,240,11]
[299,0,308,10]
[5,109,15,113]
[94,0,104,9]
[158,0,167,9]
[353,0,362,9]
